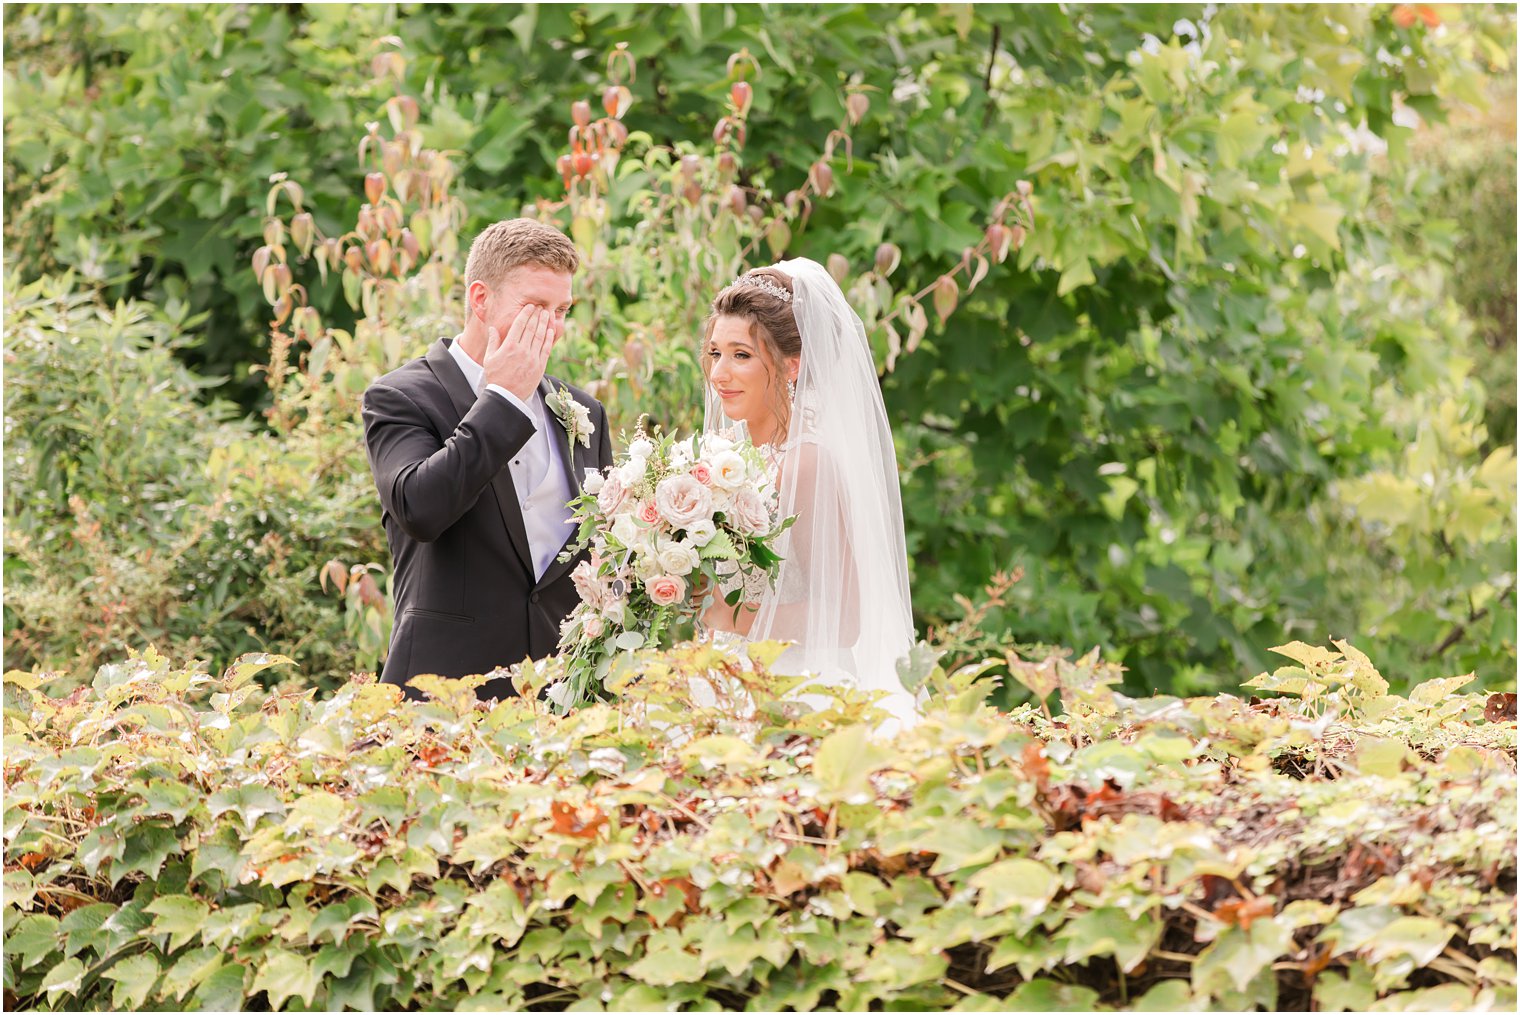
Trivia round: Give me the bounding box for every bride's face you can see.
[707,316,793,428]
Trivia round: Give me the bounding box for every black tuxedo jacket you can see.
[361,338,614,700]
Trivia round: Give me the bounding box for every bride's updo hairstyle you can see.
[702,267,801,434]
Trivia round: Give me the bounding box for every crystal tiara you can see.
[730,274,793,303]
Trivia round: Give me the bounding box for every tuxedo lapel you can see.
[427,339,535,578]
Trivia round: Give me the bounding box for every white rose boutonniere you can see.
[546,384,595,455]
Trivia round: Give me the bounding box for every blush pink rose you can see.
[637,500,661,526]
[731,488,772,536]
[690,463,712,485]
[597,472,628,514]
[571,560,604,607]
[655,474,713,529]
[646,574,687,606]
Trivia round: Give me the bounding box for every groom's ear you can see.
[466,279,489,320]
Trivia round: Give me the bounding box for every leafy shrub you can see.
[1412,78,1518,451]
[4,641,1514,1011]
[1,273,382,688]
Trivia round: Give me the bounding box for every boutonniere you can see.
[546,384,594,451]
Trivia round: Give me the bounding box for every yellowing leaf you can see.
[1363,916,1455,967]
[1407,673,1475,706]
[970,858,1060,917]
[1353,738,1412,778]
[1269,642,1343,670]
[811,725,889,802]
[1331,641,1388,699]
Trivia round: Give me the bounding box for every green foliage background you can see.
[3,3,1516,697]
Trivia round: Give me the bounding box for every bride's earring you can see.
[786,379,796,402]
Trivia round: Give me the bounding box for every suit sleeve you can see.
[362,381,536,543]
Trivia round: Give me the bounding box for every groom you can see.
[362,218,613,701]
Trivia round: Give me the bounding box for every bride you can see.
[699,257,919,726]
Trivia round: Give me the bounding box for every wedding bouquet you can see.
[547,427,792,710]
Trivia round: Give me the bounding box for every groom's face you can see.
[477,265,574,346]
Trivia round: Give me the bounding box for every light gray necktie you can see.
[514,396,550,495]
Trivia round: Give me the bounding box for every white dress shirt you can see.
[448,338,576,580]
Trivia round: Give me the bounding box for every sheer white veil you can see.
[704,257,918,726]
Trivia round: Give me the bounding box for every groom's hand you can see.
[483,304,553,401]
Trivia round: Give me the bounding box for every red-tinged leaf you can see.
[1021,741,1050,786]
[550,801,608,839]
[1484,692,1516,722]
[1214,895,1274,930]
[571,100,592,129]
[364,172,385,205]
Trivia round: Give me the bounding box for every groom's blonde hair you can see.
[464,218,579,291]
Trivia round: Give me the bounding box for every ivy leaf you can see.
[1332,640,1389,698]
[902,820,1005,874]
[108,823,179,885]
[970,858,1060,917]
[60,901,116,958]
[626,946,705,986]
[1407,673,1475,706]
[8,913,61,970]
[895,641,942,694]
[250,950,319,1011]
[102,954,161,1010]
[143,778,197,823]
[1268,641,1343,671]
[1195,920,1293,994]
[40,956,87,1002]
[811,725,890,802]
[283,791,349,837]
[145,894,211,951]
[1363,916,1455,967]
[192,962,250,1011]
[160,945,224,1000]
[206,785,287,833]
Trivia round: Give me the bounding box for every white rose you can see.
[619,456,647,484]
[656,537,701,576]
[629,436,655,459]
[685,519,717,547]
[654,474,713,530]
[731,487,772,536]
[546,682,573,709]
[710,451,746,491]
[634,553,663,582]
[703,434,735,455]
[610,513,641,548]
[583,615,605,639]
[583,469,606,495]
